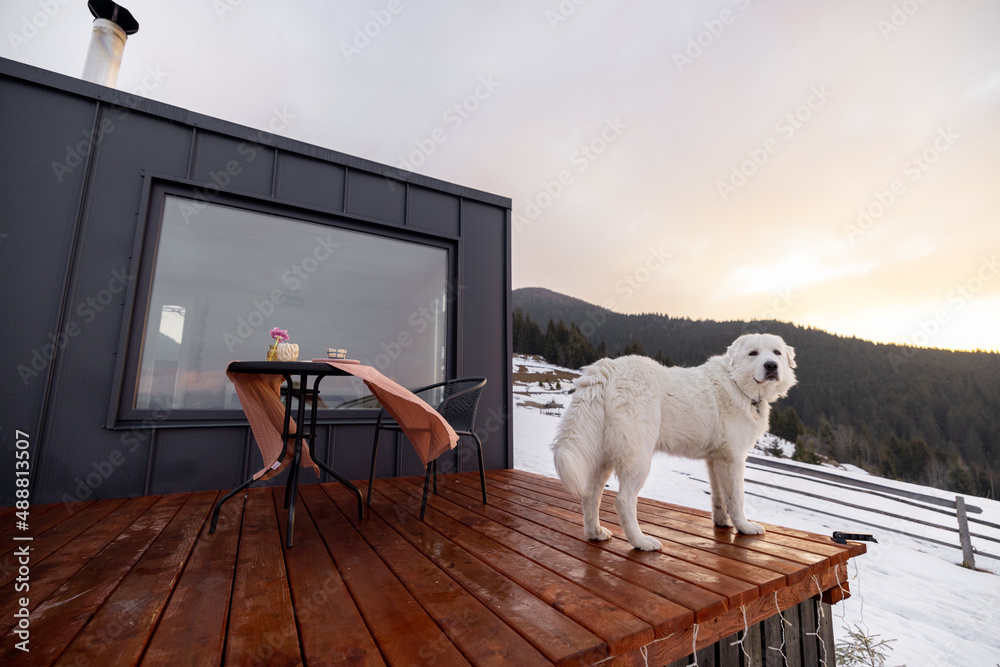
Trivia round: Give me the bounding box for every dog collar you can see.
[750,397,763,418]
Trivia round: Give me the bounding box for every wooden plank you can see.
[0,494,186,664]
[822,562,851,604]
[473,473,762,609]
[0,498,122,588]
[428,476,693,637]
[142,490,245,666]
[303,483,473,667]
[496,469,864,561]
[395,477,669,646]
[0,501,73,553]
[609,505,805,589]
[225,487,302,667]
[746,455,982,512]
[743,615,762,667]
[388,477,655,655]
[629,495,846,565]
[956,495,976,569]
[445,475,732,621]
[819,602,836,665]
[612,563,844,666]
[762,612,783,667]
[439,476,704,637]
[717,631,740,667]
[696,641,716,666]
[371,480,605,667]
[0,497,154,633]
[497,468,842,570]
[272,485,386,667]
[800,596,819,667]
[784,597,803,667]
[55,491,218,666]
[320,483,547,667]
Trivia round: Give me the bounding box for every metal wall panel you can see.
[147,427,248,495]
[459,200,512,471]
[0,79,95,507]
[332,424,393,482]
[191,131,275,197]
[275,152,346,212]
[33,108,193,504]
[408,186,460,236]
[346,170,406,224]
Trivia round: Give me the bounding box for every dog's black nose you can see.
[764,361,778,373]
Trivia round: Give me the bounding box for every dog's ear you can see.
[726,336,746,366]
[784,344,797,369]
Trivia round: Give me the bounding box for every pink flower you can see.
[269,327,289,342]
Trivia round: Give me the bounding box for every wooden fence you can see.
[744,456,1000,569]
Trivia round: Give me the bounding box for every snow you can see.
[511,355,1000,666]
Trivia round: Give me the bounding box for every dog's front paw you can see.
[630,535,663,551]
[586,525,613,542]
[734,521,765,535]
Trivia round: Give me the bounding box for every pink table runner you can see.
[226,361,458,482]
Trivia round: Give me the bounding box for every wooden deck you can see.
[2,469,864,666]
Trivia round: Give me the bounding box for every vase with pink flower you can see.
[267,328,298,361]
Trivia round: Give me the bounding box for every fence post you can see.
[956,495,976,569]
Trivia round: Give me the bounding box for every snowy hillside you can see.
[512,354,1000,666]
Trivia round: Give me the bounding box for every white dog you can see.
[551,333,797,551]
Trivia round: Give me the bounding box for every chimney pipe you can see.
[81,1,139,88]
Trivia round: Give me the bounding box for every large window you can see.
[130,193,451,413]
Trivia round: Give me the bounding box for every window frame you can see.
[108,177,459,428]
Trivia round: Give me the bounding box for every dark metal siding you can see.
[458,200,512,472]
[1,57,512,506]
[409,186,461,236]
[191,131,275,197]
[346,170,406,224]
[32,107,193,503]
[275,153,346,212]
[1,80,94,499]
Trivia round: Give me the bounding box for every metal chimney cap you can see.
[87,0,139,35]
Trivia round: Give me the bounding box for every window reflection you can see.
[135,195,449,411]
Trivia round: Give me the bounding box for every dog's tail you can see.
[551,359,615,498]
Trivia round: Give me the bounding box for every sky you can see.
[3,0,998,352]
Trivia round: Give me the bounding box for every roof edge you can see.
[0,56,512,209]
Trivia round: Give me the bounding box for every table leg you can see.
[210,382,295,534]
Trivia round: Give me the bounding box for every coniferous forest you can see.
[513,287,999,498]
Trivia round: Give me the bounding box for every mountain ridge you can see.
[512,286,999,497]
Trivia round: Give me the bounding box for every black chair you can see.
[366,377,487,519]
